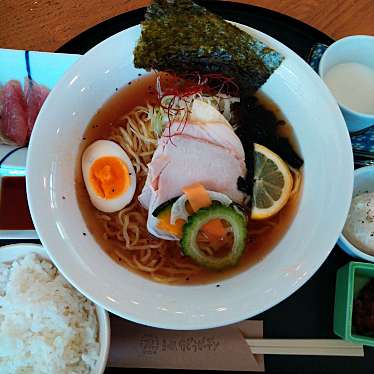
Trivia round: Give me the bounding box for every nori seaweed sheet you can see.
[134,0,283,93]
[232,95,303,198]
[233,97,304,170]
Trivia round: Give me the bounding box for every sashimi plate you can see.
[0,49,79,175]
[0,49,79,239]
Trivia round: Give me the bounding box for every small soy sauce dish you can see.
[0,173,38,239]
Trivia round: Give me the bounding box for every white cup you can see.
[319,35,374,133]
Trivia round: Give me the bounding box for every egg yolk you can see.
[89,157,130,199]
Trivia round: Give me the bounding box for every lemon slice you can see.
[251,143,293,220]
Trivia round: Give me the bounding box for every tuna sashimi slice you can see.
[24,77,49,137]
[0,80,28,146]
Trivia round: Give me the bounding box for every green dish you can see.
[334,261,374,346]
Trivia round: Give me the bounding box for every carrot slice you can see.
[201,219,227,239]
[182,183,212,212]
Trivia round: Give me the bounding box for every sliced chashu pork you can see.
[139,99,246,211]
[141,134,246,209]
[162,100,244,161]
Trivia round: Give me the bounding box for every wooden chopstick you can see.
[249,346,364,356]
[245,339,364,356]
[246,339,360,348]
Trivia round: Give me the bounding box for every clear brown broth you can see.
[76,73,302,285]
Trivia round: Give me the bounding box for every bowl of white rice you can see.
[0,243,110,374]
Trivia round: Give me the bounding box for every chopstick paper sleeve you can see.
[108,317,264,371]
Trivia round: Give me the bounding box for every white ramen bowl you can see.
[27,24,353,329]
[0,244,110,373]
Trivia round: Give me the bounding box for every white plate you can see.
[0,49,80,173]
[27,24,353,329]
[0,49,80,240]
[0,243,110,373]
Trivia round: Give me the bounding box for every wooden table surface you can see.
[1,0,374,52]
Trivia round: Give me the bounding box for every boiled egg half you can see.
[81,140,136,212]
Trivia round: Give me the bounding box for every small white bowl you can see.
[0,243,110,373]
[338,166,374,261]
[319,35,374,133]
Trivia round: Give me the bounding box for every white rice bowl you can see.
[0,252,101,374]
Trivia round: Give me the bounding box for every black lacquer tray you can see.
[3,2,373,373]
